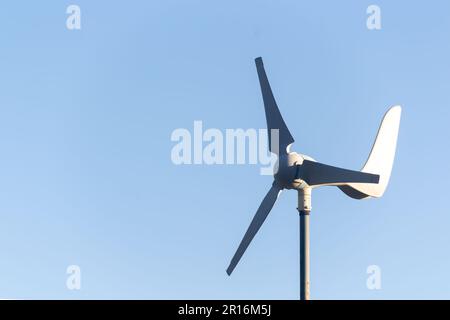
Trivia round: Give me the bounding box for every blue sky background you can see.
[0,0,449,299]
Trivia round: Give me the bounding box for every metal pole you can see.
[298,187,311,300]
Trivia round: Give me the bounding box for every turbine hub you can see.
[274,152,304,189]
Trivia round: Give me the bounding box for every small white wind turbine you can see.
[226,57,401,300]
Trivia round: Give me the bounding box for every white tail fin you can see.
[339,106,402,199]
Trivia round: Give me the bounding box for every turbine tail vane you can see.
[339,106,402,199]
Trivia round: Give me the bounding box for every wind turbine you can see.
[226,57,402,300]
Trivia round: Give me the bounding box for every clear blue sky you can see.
[0,0,449,299]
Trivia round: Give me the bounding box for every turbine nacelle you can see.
[274,152,311,190]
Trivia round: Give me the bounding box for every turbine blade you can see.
[227,184,282,275]
[255,57,294,155]
[297,160,380,186]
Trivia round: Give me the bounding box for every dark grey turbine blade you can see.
[255,57,295,155]
[297,160,380,186]
[227,184,282,275]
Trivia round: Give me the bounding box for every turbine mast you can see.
[298,187,311,300]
